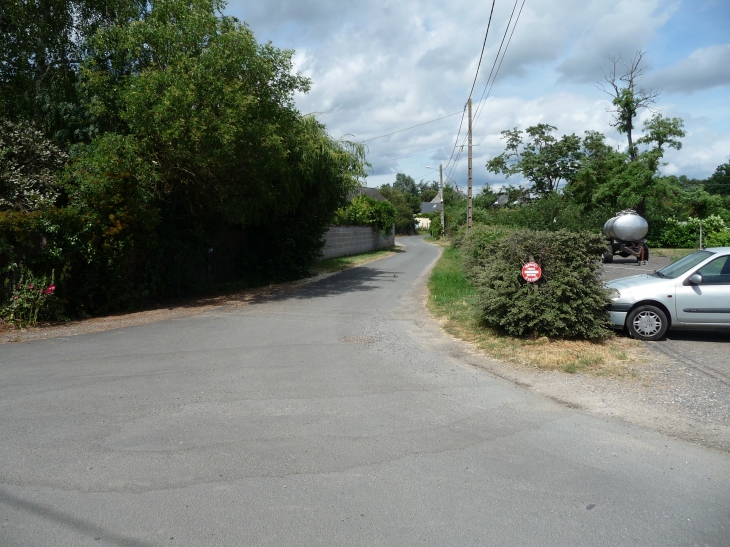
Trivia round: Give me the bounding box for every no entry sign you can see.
[522,262,542,283]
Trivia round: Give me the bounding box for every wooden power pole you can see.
[467,98,473,230]
[439,163,445,237]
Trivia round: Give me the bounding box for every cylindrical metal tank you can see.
[603,210,649,242]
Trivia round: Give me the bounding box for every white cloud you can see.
[227,0,730,184]
[647,44,730,93]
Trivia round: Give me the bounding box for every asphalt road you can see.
[2,236,730,547]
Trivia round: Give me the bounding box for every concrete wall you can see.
[321,225,395,260]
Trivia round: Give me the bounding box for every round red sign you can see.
[521,262,542,283]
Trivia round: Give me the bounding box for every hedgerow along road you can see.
[1,236,729,546]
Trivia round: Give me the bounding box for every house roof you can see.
[420,202,440,214]
[352,187,387,202]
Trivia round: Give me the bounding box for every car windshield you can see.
[654,250,714,279]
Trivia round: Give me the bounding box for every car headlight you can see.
[607,288,621,301]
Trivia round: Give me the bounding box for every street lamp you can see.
[426,165,445,238]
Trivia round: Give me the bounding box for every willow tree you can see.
[56,0,368,309]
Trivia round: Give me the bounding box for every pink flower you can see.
[29,284,34,289]
[13,295,18,299]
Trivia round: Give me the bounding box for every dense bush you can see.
[462,228,611,340]
[654,215,726,248]
[332,194,396,235]
[706,230,730,247]
[1,1,367,317]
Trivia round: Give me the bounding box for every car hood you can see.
[605,274,673,291]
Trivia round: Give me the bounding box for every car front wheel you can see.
[627,305,669,341]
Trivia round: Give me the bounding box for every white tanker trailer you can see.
[601,210,649,264]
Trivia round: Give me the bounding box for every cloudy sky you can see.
[226,0,730,192]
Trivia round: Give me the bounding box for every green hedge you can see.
[332,194,396,235]
[461,228,611,340]
[653,215,726,248]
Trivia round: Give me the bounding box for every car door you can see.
[675,254,730,324]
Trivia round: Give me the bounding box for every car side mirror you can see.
[687,273,703,285]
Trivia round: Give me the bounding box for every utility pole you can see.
[467,98,473,230]
[439,163,445,237]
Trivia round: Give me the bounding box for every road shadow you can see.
[245,264,404,305]
[0,487,157,547]
[664,328,730,343]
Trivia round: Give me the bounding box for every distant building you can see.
[420,202,440,214]
[352,187,387,201]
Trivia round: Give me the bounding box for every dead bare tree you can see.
[598,51,660,161]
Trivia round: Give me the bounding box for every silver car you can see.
[605,247,730,341]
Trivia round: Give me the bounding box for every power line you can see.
[369,147,452,165]
[450,0,526,166]
[444,0,497,174]
[358,111,463,143]
[474,0,526,127]
[468,0,498,101]
[472,0,522,127]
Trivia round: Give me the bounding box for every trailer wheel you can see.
[602,253,613,263]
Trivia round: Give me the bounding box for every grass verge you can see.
[427,242,646,378]
[652,248,697,260]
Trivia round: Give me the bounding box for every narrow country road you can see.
[1,236,729,547]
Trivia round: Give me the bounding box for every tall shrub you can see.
[463,229,611,340]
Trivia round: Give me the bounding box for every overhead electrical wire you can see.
[467,0,498,101]
[443,0,497,173]
[368,147,452,165]
[473,0,525,127]
[446,0,526,181]
[364,0,526,183]
[358,111,463,143]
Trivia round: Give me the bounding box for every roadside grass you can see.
[427,242,646,378]
[652,248,696,260]
[314,247,401,274]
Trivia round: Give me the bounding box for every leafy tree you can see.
[599,51,660,160]
[0,119,67,212]
[2,0,368,315]
[591,114,685,217]
[0,0,144,142]
[566,131,624,208]
[472,185,497,210]
[705,160,730,196]
[377,185,417,234]
[393,173,417,196]
[486,124,583,194]
[75,0,364,229]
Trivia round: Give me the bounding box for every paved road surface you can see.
[2,236,729,546]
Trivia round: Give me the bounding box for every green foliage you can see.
[332,195,396,235]
[0,0,144,142]
[487,124,583,194]
[1,264,59,327]
[377,184,418,234]
[0,120,67,212]
[442,193,612,236]
[462,229,611,340]
[706,230,730,247]
[0,0,367,316]
[705,160,730,196]
[655,216,726,248]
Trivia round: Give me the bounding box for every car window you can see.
[657,250,714,279]
[696,255,730,285]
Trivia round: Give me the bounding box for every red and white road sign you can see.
[521,262,542,282]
